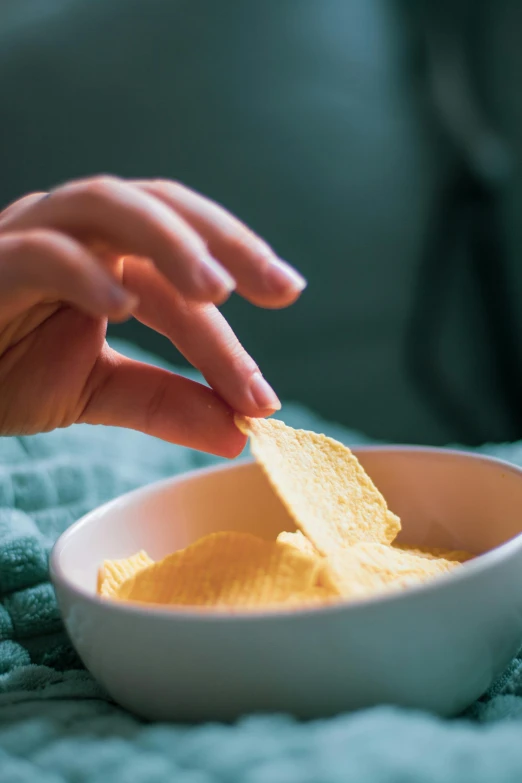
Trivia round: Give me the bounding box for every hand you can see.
[0,176,306,457]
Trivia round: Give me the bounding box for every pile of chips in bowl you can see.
[98,417,473,611]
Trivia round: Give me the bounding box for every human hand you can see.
[0,176,305,456]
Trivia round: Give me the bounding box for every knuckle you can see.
[0,192,47,223]
[232,347,259,378]
[3,229,54,258]
[150,178,182,191]
[0,230,58,288]
[65,175,123,207]
[145,374,171,432]
[148,178,185,200]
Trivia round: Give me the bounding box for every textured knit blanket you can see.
[1,341,522,783]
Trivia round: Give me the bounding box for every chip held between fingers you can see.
[234,415,401,554]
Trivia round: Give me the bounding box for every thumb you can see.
[79,345,247,458]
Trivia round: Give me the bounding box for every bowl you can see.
[50,446,522,721]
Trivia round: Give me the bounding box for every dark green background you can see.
[1,0,521,445]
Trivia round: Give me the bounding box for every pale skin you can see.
[0,176,306,457]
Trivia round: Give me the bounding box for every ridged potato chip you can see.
[280,586,340,608]
[319,542,461,598]
[235,416,401,555]
[98,419,474,613]
[394,543,473,563]
[277,530,320,557]
[115,532,322,608]
[98,550,154,598]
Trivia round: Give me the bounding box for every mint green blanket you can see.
[1,341,522,782]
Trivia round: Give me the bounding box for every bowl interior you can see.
[56,448,522,595]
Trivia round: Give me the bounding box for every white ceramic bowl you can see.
[50,447,522,721]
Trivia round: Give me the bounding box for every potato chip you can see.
[235,416,401,555]
[99,419,473,613]
[279,586,340,609]
[98,550,154,598]
[394,543,473,563]
[239,585,340,612]
[115,532,321,608]
[277,530,320,557]
[319,542,461,599]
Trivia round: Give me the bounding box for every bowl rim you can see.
[49,445,522,622]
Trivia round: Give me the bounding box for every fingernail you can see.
[199,256,236,295]
[265,259,307,292]
[250,372,281,411]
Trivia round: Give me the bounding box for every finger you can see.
[79,345,247,458]
[134,179,307,309]
[0,192,48,222]
[0,176,236,304]
[123,257,281,415]
[0,229,136,320]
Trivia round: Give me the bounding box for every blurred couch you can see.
[1,0,521,445]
